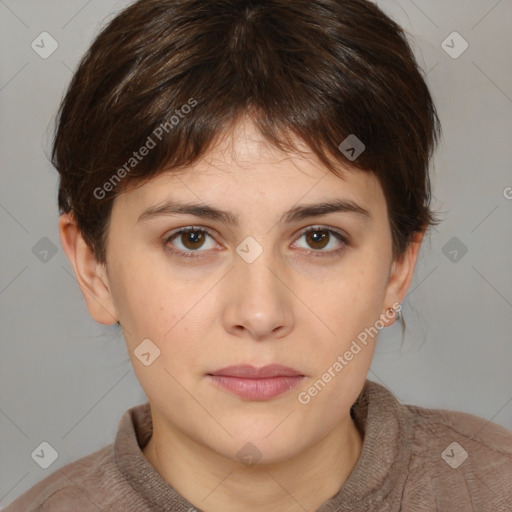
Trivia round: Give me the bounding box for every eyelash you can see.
[163,226,349,260]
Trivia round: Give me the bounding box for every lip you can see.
[207,365,305,400]
[209,364,303,378]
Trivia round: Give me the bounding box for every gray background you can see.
[1,0,511,507]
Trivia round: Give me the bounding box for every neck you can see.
[143,413,363,512]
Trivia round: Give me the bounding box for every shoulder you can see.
[2,402,155,512]
[2,444,118,512]
[406,401,512,460]
[402,402,512,510]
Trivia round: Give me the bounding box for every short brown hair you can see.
[52,0,441,265]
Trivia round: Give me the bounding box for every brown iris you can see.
[180,230,206,250]
[305,229,330,250]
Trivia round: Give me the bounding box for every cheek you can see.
[319,253,389,322]
[107,257,174,339]
[302,251,390,374]
[110,259,217,365]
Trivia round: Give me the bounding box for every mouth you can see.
[207,364,305,401]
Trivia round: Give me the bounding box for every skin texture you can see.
[59,116,424,512]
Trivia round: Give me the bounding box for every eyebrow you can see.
[137,198,371,225]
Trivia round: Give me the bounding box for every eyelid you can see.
[295,224,349,243]
[291,225,349,253]
[164,225,218,240]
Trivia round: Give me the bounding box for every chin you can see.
[217,429,312,467]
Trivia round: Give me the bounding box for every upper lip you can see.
[208,364,304,378]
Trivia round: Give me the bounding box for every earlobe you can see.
[382,229,426,327]
[58,213,119,325]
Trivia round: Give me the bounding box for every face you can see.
[62,117,419,465]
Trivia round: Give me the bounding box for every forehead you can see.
[115,117,386,217]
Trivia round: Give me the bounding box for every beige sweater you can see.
[4,380,512,511]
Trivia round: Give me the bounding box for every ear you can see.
[59,212,119,325]
[381,228,426,326]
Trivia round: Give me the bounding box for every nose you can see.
[221,246,295,341]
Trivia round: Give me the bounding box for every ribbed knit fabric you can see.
[4,380,512,511]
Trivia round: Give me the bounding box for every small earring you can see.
[387,305,401,319]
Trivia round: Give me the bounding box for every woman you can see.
[5,0,511,510]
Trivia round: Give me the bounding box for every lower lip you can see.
[207,375,304,400]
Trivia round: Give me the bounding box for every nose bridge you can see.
[235,236,284,302]
[223,236,294,339]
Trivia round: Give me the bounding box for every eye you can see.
[292,226,348,256]
[163,225,349,260]
[164,227,218,258]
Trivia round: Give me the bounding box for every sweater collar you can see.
[114,379,412,511]
[318,379,413,511]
